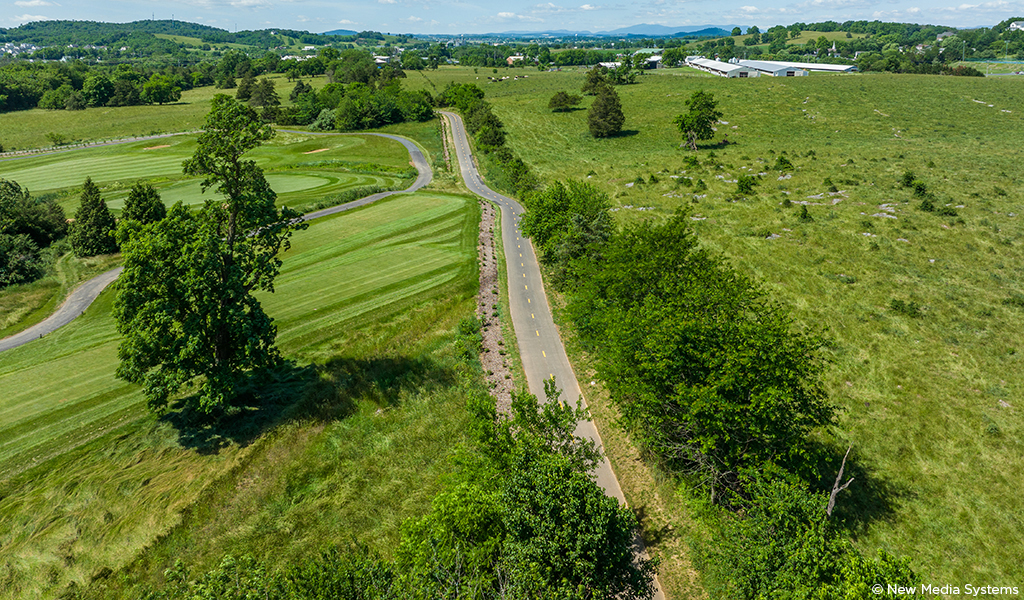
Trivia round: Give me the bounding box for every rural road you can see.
[441,111,665,599]
[0,131,431,354]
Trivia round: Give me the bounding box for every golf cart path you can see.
[0,132,431,354]
[440,111,666,600]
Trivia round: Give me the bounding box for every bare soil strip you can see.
[303,148,330,154]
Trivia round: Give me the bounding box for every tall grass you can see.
[0,192,481,599]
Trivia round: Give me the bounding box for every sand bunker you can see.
[304,148,330,154]
[143,145,171,150]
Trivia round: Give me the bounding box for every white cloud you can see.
[404,15,423,21]
[338,19,357,24]
[229,0,272,8]
[486,11,544,22]
[378,0,398,3]
[580,3,598,9]
[10,13,50,23]
[14,0,57,7]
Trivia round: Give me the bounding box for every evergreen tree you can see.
[235,73,256,101]
[581,65,608,95]
[249,78,280,108]
[121,183,166,225]
[289,80,312,102]
[70,178,118,257]
[587,84,624,138]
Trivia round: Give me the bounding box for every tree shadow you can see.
[632,504,673,550]
[161,355,458,455]
[613,130,640,138]
[806,441,913,536]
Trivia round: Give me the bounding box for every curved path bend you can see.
[0,132,431,354]
[441,111,665,599]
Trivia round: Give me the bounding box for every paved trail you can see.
[0,132,431,354]
[441,111,665,599]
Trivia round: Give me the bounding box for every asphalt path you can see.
[440,110,665,599]
[0,132,431,354]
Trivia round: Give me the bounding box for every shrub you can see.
[736,174,757,196]
[773,155,793,171]
[890,298,923,318]
[799,205,814,222]
[911,179,928,197]
[699,469,919,599]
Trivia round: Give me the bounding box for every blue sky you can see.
[5,0,1020,34]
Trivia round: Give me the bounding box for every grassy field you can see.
[0,74,318,152]
[407,66,1024,586]
[0,191,481,599]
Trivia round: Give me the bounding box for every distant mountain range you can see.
[322,29,358,36]
[473,24,740,38]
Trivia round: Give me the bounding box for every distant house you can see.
[598,61,622,69]
[1010,21,1024,32]
[646,55,663,69]
[936,31,956,41]
[373,55,391,65]
[506,54,524,66]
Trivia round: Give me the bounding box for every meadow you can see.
[0,191,481,599]
[0,74,312,152]
[406,66,1024,585]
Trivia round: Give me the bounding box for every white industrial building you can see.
[739,60,809,77]
[685,56,760,78]
[766,60,857,73]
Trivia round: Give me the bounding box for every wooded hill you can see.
[0,20,388,51]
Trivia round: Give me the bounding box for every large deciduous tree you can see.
[70,177,118,257]
[674,89,723,151]
[141,73,182,105]
[587,83,624,138]
[114,95,305,414]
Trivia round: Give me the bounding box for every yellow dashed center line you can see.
[536,330,540,336]
[542,350,547,357]
[531,313,535,319]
